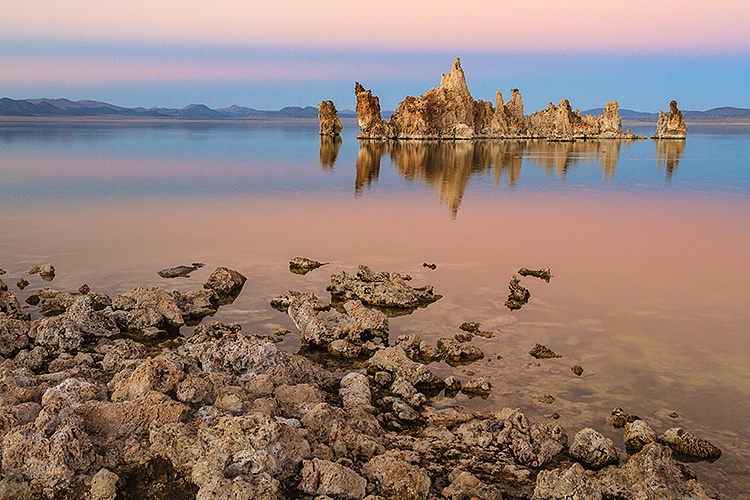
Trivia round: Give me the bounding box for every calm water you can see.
[1,119,749,495]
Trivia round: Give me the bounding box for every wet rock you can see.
[24,294,40,306]
[38,263,56,280]
[569,428,619,469]
[461,377,492,397]
[422,262,437,270]
[443,376,462,392]
[16,278,29,290]
[368,346,443,389]
[203,267,246,305]
[624,419,658,452]
[571,365,584,376]
[505,275,530,310]
[318,100,343,137]
[289,256,328,275]
[27,266,40,275]
[496,407,567,468]
[529,343,562,359]
[362,453,431,500]
[300,458,366,499]
[652,100,687,139]
[533,462,602,500]
[78,283,90,295]
[110,286,184,333]
[597,443,713,499]
[610,407,640,428]
[436,337,484,365]
[90,468,119,500]
[518,267,552,282]
[158,264,202,278]
[537,394,555,404]
[0,269,5,275]
[327,265,441,310]
[660,427,722,460]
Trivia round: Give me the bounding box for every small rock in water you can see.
[16,278,29,290]
[0,268,6,275]
[505,275,530,310]
[38,264,56,280]
[25,294,40,306]
[459,321,480,333]
[518,267,552,282]
[289,257,327,275]
[610,407,640,428]
[461,377,492,397]
[537,394,556,404]
[78,283,91,295]
[474,330,494,338]
[571,365,584,376]
[454,332,473,343]
[423,262,437,270]
[529,343,562,359]
[158,264,200,278]
[660,427,722,461]
[27,265,41,274]
[624,420,658,452]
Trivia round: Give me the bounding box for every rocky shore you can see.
[0,263,722,499]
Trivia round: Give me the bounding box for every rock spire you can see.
[652,100,687,139]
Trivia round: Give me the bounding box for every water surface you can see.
[1,119,749,495]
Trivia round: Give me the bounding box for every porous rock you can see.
[109,286,184,333]
[203,267,246,305]
[533,462,602,500]
[569,428,619,469]
[362,453,431,500]
[505,275,530,310]
[367,346,443,389]
[624,419,658,452]
[327,265,441,310]
[299,458,366,499]
[652,100,687,139]
[318,101,343,137]
[660,427,722,460]
[437,337,484,365]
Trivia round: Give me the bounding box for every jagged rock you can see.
[529,344,562,359]
[461,377,492,397]
[533,462,602,500]
[328,339,362,358]
[0,286,28,320]
[109,286,184,333]
[355,58,641,141]
[355,82,394,139]
[327,265,441,310]
[505,275,530,310]
[289,256,327,275]
[367,346,443,389]
[394,334,441,362]
[597,443,714,499]
[652,100,687,139]
[202,267,246,305]
[270,290,328,312]
[362,453,431,500]
[436,337,484,365]
[624,420,658,452]
[571,365,584,376]
[38,264,56,280]
[569,428,619,469]
[660,427,722,460]
[443,376,462,392]
[318,100,343,137]
[518,267,552,282]
[0,313,30,357]
[339,372,373,412]
[299,458,367,499]
[16,278,29,290]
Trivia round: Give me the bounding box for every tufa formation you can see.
[317,100,342,137]
[652,99,687,139]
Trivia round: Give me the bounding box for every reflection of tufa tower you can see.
[655,139,686,182]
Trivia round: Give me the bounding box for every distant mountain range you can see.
[0,97,358,120]
[0,97,748,122]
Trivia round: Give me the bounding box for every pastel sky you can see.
[2,0,749,112]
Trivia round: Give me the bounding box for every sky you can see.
[1,0,749,112]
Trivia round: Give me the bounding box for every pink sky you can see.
[3,0,750,52]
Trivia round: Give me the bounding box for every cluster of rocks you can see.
[505,268,550,310]
[350,58,650,141]
[0,262,723,498]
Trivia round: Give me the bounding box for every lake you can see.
[1,118,749,495]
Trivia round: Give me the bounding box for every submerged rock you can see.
[652,100,687,139]
[318,100,343,137]
[289,256,327,275]
[158,264,202,278]
[327,265,442,311]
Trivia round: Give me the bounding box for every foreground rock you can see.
[653,100,687,139]
[327,265,442,311]
[354,58,646,141]
[318,100,343,137]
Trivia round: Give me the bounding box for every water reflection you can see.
[655,140,686,183]
[318,136,342,169]
[352,139,684,214]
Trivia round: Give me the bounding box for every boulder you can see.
[109,286,184,333]
[203,267,246,305]
[569,428,619,469]
[318,100,343,137]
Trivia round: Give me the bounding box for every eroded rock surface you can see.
[653,100,687,139]
[318,100,343,137]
